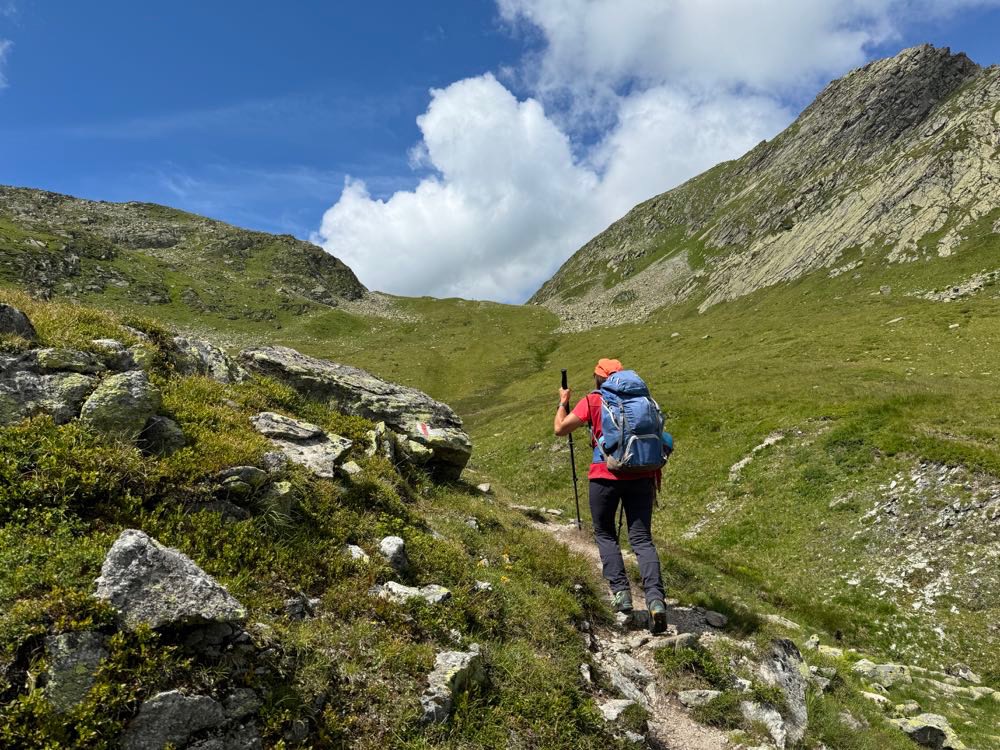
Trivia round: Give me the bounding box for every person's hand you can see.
[559,387,571,406]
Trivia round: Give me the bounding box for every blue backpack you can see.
[590,370,667,474]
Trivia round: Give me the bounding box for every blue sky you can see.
[2,1,999,300]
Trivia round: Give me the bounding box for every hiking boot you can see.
[648,599,668,634]
[611,590,633,613]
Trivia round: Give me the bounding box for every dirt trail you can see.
[533,519,733,750]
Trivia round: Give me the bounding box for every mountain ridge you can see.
[530,44,1000,330]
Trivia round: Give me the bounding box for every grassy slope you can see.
[3,228,999,745]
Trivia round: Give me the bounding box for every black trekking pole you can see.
[562,369,582,530]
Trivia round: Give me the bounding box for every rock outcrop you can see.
[420,644,487,723]
[249,411,352,479]
[168,336,247,384]
[240,346,472,479]
[80,370,162,440]
[120,690,227,750]
[94,529,246,630]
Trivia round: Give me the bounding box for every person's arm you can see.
[554,387,585,436]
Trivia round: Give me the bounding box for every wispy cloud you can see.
[0,39,12,89]
[59,88,421,142]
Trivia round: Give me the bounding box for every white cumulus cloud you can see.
[0,39,12,89]
[315,0,1000,301]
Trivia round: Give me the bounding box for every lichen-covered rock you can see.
[0,303,37,340]
[374,581,451,605]
[240,346,472,478]
[757,639,808,747]
[378,535,408,573]
[598,698,636,722]
[90,338,138,371]
[30,348,106,374]
[420,644,486,723]
[677,689,721,708]
[94,529,246,630]
[120,690,226,750]
[889,713,966,749]
[215,466,269,499]
[43,631,107,712]
[250,411,352,478]
[250,411,324,441]
[169,336,248,384]
[0,368,97,425]
[741,701,788,748]
[852,658,912,687]
[80,370,162,440]
[187,723,263,750]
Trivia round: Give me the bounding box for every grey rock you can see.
[216,465,268,499]
[465,517,480,531]
[120,690,226,750]
[223,689,261,721]
[612,651,655,686]
[30,348,106,374]
[598,698,635,722]
[741,701,788,749]
[250,411,323,441]
[94,529,246,630]
[946,663,981,684]
[889,713,966,749]
[364,420,397,462]
[0,368,97,425]
[704,610,728,628]
[250,412,351,478]
[660,632,700,651]
[90,338,137,370]
[43,631,107,712]
[895,700,922,716]
[420,644,487,723]
[239,346,472,478]
[80,370,161,441]
[260,450,288,473]
[476,483,492,494]
[678,689,722,708]
[0,303,37,340]
[374,581,451,605]
[757,639,808,746]
[340,460,363,477]
[473,580,493,593]
[169,336,248,384]
[345,544,369,562]
[378,535,408,573]
[187,724,263,750]
[852,658,912,687]
[138,415,186,457]
[284,594,321,620]
[839,710,866,731]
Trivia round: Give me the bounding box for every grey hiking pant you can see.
[589,477,665,602]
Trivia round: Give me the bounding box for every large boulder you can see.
[250,411,351,479]
[169,336,248,384]
[0,362,97,425]
[94,529,246,630]
[121,690,226,750]
[80,370,162,440]
[757,638,808,747]
[239,346,472,479]
[0,303,37,341]
[890,713,966,749]
[420,644,487,723]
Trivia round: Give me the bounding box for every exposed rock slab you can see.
[94,529,246,630]
[373,581,451,605]
[121,690,226,750]
[420,644,486,723]
[239,346,472,478]
[250,411,351,479]
[43,631,107,712]
[0,365,97,425]
[757,638,808,746]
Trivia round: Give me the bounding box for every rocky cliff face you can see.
[0,186,366,321]
[531,45,1000,329]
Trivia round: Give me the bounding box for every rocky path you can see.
[530,518,732,750]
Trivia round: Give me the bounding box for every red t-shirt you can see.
[572,392,659,481]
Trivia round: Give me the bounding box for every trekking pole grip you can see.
[561,369,568,389]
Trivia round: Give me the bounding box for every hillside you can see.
[0,186,366,328]
[530,45,1000,331]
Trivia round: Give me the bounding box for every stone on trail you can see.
[598,698,636,722]
[678,689,722,708]
[43,631,107,712]
[94,529,246,630]
[704,610,728,628]
[420,644,487,723]
[80,370,162,440]
[239,346,472,478]
[120,690,226,750]
[0,303,37,341]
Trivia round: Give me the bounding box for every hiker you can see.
[554,358,670,633]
